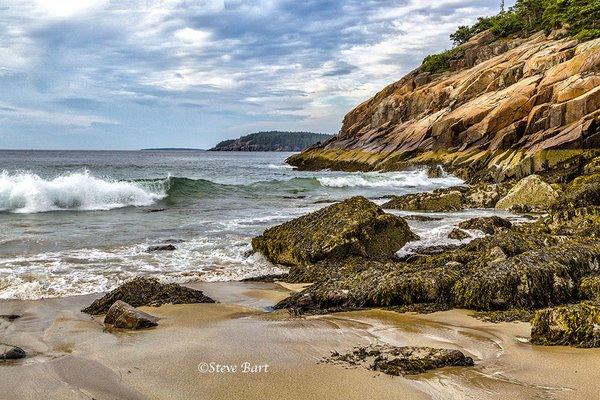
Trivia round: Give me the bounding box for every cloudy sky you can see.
[0,0,512,150]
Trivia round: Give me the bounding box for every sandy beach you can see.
[1,281,599,400]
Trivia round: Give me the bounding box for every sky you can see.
[0,0,513,150]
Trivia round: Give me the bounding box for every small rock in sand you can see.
[104,300,158,330]
[0,344,27,360]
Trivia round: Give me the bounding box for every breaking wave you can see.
[0,170,165,213]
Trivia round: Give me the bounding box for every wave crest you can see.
[317,170,463,188]
[0,171,165,213]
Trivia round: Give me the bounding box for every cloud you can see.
[0,101,117,128]
[0,0,514,149]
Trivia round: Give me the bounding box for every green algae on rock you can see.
[382,187,466,212]
[495,175,558,211]
[580,275,600,300]
[531,302,600,347]
[251,196,419,269]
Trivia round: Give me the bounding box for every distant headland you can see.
[140,148,205,151]
[209,131,332,152]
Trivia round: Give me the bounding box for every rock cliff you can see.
[288,31,600,182]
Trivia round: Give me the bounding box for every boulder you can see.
[324,344,474,376]
[458,216,512,235]
[0,344,26,360]
[82,277,215,315]
[104,301,158,330]
[496,175,558,211]
[448,228,470,240]
[531,302,600,347]
[382,187,466,212]
[251,196,418,268]
[553,174,600,211]
[465,182,512,208]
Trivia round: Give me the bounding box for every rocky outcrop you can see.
[288,33,600,183]
[382,183,512,212]
[82,277,215,315]
[104,301,158,330]
[531,302,600,347]
[147,244,176,252]
[324,344,474,376]
[496,175,558,211]
[252,197,418,276]
[448,228,470,240]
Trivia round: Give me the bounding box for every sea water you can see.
[0,150,510,300]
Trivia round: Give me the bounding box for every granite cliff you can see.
[288,31,600,182]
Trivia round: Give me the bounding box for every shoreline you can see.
[2,281,599,400]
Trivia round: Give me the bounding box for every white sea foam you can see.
[317,170,463,189]
[0,170,165,213]
[267,163,294,170]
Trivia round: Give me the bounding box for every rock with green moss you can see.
[580,275,600,300]
[465,182,512,208]
[382,187,466,212]
[252,196,419,269]
[552,174,600,211]
[496,175,558,211]
[531,302,600,347]
[458,216,512,235]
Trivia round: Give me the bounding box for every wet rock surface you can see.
[82,277,215,315]
[531,302,600,347]
[382,187,466,212]
[0,315,21,322]
[0,344,27,360]
[252,197,418,273]
[104,301,158,330]
[147,244,177,252]
[324,344,474,376]
[458,216,512,235]
[448,228,470,240]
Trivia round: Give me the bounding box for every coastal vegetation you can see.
[209,131,331,151]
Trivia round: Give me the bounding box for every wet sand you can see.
[1,281,599,400]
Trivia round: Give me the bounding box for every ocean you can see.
[0,150,511,300]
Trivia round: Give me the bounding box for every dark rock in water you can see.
[324,344,474,376]
[241,273,289,282]
[427,165,445,178]
[145,208,166,213]
[0,314,21,322]
[147,244,176,252]
[251,196,419,270]
[403,214,443,221]
[0,344,27,360]
[531,302,600,347]
[104,301,158,330]
[448,228,470,240]
[382,187,466,212]
[458,216,512,235]
[82,277,215,315]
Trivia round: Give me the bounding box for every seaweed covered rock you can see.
[580,275,600,300]
[324,344,474,376]
[252,196,418,269]
[82,277,215,315]
[496,175,558,211]
[453,241,600,310]
[382,187,466,212]
[465,182,512,208]
[427,165,445,178]
[531,302,600,347]
[104,300,158,330]
[552,174,600,211]
[458,216,512,235]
